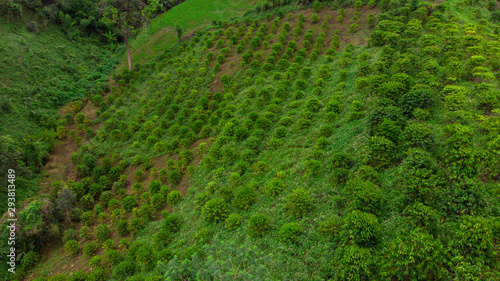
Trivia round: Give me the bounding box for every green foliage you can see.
[14,2,500,280]
[349,23,359,33]
[334,244,375,281]
[123,196,138,212]
[167,190,183,205]
[381,228,449,280]
[234,184,257,209]
[310,14,319,24]
[162,213,181,233]
[264,178,285,197]
[64,240,80,256]
[279,222,302,244]
[345,178,382,214]
[202,197,228,222]
[112,260,138,280]
[284,188,313,218]
[340,210,380,246]
[93,224,111,242]
[62,229,77,244]
[401,89,434,115]
[169,170,182,186]
[401,123,434,151]
[248,213,270,238]
[318,216,341,239]
[225,213,242,230]
[363,136,396,168]
[117,220,129,237]
[83,242,98,257]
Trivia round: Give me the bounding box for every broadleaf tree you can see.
[99,0,159,70]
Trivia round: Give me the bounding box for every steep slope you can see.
[117,0,266,71]
[7,1,500,281]
[0,16,116,216]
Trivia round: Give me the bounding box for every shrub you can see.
[313,1,322,12]
[162,213,181,232]
[372,118,400,143]
[89,255,102,268]
[318,216,342,239]
[401,89,434,115]
[83,242,98,257]
[150,193,165,210]
[264,178,285,196]
[310,14,319,23]
[234,185,257,209]
[63,229,77,244]
[280,222,302,244]
[82,210,93,225]
[112,260,139,280]
[117,220,129,236]
[235,127,249,141]
[304,159,321,176]
[79,226,91,240]
[65,240,80,256]
[94,224,111,242]
[128,217,146,235]
[167,190,183,205]
[169,170,182,186]
[194,228,212,244]
[202,197,228,222]
[363,136,396,168]
[297,118,311,129]
[149,180,161,193]
[354,0,362,11]
[134,170,145,182]
[123,196,138,212]
[225,213,242,229]
[401,123,434,151]
[179,149,194,163]
[349,23,359,33]
[248,213,270,238]
[306,98,321,112]
[294,79,307,90]
[285,188,313,218]
[341,210,380,246]
[153,229,171,248]
[135,244,154,266]
[255,117,271,129]
[345,178,382,213]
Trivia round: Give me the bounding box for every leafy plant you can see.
[225,213,242,230]
[64,240,80,256]
[248,214,270,238]
[167,190,183,205]
[279,222,302,244]
[202,197,228,223]
[285,188,313,218]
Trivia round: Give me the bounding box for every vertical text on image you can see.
[7,169,16,274]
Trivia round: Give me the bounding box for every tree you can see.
[159,0,179,12]
[175,24,183,42]
[100,0,160,70]
[56,188,77,223]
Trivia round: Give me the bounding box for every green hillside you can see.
[3,0,500,281]
[0,14,116,215]
[119,0,265,70]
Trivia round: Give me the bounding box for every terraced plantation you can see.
[2,0,500,280]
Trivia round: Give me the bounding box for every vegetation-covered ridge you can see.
[0,15,116,215]
[3,0,500,280]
